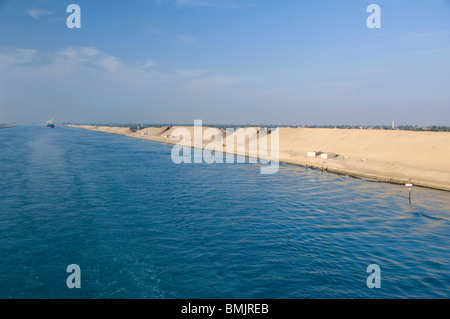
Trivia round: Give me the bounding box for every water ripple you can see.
[0,126,449,298]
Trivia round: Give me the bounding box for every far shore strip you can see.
[67,124,450,192]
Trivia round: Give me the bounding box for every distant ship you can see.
[46,117,55,128]
[0,123,15,129]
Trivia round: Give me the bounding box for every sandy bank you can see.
[67,124,450,191]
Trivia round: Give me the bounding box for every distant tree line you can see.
[395,125,450,132]
[297,125,450,132]
[63,122,450,132]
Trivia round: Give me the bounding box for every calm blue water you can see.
[0,125,449,299]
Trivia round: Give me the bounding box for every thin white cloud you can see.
[142,60,156,69]
[0,45,247,123]
[147,27,200,45]
[0,48,39,67]
[406,30,450,41]
[95,55,121,73]
[0,46,220,82]
[27,8,53,20]
[57,47,100,64]
[176,34,200,44]
[53,47,121,73]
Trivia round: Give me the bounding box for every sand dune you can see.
[68,125,450,191]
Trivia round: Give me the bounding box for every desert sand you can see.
[68,124,450,191]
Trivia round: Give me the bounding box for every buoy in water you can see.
[405,183,414,203]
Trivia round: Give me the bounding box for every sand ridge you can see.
[68,125,450,191]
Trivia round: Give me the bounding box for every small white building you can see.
[307,151,322,157]
[321,153,337,159]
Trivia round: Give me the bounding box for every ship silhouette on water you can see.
[46,117,55,128]
[0,123,15,129]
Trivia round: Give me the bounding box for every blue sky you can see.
[1,0,449,125]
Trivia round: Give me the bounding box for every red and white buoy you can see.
[405,183,414,203]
